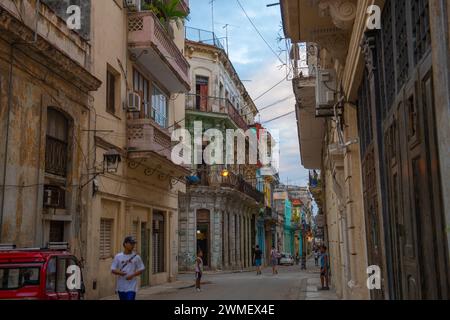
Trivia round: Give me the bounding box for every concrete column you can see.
[248,215,252,268]
[242,214,247,268]
[223,211,229,269]
[236,213,241,269]
[229,213,236,267]
[244,215,248,268]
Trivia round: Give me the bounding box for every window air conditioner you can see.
[315,69,337,109]
[128,92,141,112]
[125,0,141,11]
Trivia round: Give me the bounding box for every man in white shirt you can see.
[111,236,145,300]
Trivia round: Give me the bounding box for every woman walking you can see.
[195,250,204,292]
[270,247,279,275]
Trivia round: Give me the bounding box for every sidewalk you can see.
[102,268,257,300]
[102,280,195,300]
[302,258,339,300]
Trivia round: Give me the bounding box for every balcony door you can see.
[195,76,209,111]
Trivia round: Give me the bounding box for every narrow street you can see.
[103,259,337,300]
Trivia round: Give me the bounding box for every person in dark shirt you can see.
[253,245,263,275]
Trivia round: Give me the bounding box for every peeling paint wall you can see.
[0,36,92,249]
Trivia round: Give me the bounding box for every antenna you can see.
[222,24,230,55]
[209,0,215,36]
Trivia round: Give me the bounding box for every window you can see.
[46,109,68,177]
[0,266,40,290]
[100,219,113,259]
[49,221,65,242]
[106,69,117,114]
[133,69,150,118]
[152,86,168,128]
[152,212,165,274]
[46,258,56,292]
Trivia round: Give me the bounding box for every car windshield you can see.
[0,266,41,290]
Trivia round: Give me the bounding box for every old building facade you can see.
[178,33,265,271]
[281,0,450,300]
[85,0,190,299]
[0,0,100,260]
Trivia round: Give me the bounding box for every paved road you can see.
[135,259,337,300]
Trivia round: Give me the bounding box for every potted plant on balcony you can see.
[141,0,189,37]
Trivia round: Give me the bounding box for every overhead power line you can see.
[236,0,285,66]
[261,110,295,124]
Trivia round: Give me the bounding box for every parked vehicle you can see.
[0,243,85,300]
[279,253,295,266]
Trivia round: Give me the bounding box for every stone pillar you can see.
[236,213,241,269]
[223,211,229,269]
[242,214,246,268]
[229,213,236,268]
[248,215,252,268]
[244,215,248,268]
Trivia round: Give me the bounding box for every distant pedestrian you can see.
[111,236,145,301]
[319,245,330,290]
[270,247,279,275]
[314,249,320,266]
[253,245,263,275]
[195,250,204,292]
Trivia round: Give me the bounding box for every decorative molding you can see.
[360,31,377,79]
[318,0,357,30]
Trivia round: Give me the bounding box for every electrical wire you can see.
[261,110,295,124]
[236,0,285,66]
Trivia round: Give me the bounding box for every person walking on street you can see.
[319,245,330,290]
[111,236,145,301]
[253,245,263,275]
[270,247,279,275]
[195,250,204,292]
[314,249,320,267]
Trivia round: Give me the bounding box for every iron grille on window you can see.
[411,0,431,65]
[45,136,68,177]
[381,0,395,111]
[394,0,409,90]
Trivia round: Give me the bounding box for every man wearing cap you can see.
[111,236,145,300]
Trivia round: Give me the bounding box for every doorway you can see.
[196,209,210,268]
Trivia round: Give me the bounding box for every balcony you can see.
[128,11,190,92]
[185,94,248,131]
[127,117,172,160]
[190,168,264,204]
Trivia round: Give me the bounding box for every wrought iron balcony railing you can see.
[190,167,264,203]
[185,93,248,130]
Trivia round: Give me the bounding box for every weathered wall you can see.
[0,36,91,248]
[42,0,91,39]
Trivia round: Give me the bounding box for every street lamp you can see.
[81,149,122,189]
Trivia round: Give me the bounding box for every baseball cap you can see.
[123,236,137,245]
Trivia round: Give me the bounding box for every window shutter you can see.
[100,219,113,258]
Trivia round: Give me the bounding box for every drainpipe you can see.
[0,0,41,241]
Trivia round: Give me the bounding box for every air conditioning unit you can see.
[127,92,141,112]
[125,0,141,11]
[44,188,60,207]
[316,69,337,109]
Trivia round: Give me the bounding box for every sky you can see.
[186,0,310,187]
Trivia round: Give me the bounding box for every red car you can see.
[0,243,85,300]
